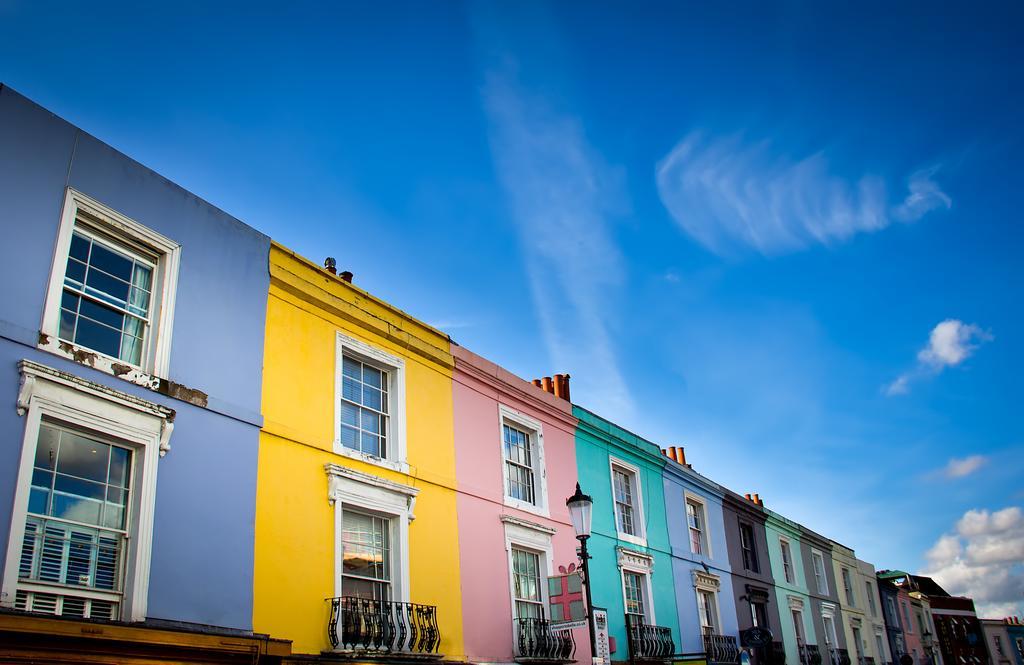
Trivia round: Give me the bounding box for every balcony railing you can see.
[327,597,440,656]
[626,613,675,661]
[801,644,823,665]
[702,630,740,665]
[514,617,575,662]
[828,647,851,665]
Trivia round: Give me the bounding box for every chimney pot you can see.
[677,447,687,465]
[753,493,761,505]
[542,377,553,394]
[324,257,337,275]
[532,379,543,388]
[553,374,566,399]
[745,493,752,501]
[340,270,353,283]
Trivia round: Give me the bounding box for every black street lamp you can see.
[566,483,597,661]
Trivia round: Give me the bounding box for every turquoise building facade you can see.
[573,406,679,662]
[765,508,820,665]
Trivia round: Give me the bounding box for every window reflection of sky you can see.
[29,423,131,530]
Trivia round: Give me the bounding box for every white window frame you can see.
[39,189,181,382]
[866,581,877,617]
[790,604,806,644]
[498,405,549,517]
[812,549,829,595]
[842,567,855,607]
[334,332,407,472]
[780,537,795,584]
[3,360,172,622]
[326,464,417,603]
[503,515,556,640]
[739,522,760,573]
[874,628,887,663]
[618,547,655,623]
[693,569,724,634]
[609,458,646,546]
[822,604,839,648]
[684,491,711,558]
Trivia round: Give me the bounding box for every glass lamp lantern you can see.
[566,482,593,539]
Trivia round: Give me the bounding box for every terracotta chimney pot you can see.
[542,376,553,394]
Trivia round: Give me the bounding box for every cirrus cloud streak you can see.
[655,131,950,256]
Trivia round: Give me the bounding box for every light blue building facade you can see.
[662,447,740,660]
[0,85,270,631]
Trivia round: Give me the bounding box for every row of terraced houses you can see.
[0,87,1017,665]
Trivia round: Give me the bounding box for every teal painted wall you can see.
[765,510,818,665]
[573,406,678,662]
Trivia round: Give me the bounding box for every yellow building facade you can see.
[253,243,465,659]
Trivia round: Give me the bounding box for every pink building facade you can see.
[452,346,588,663]
[898,587,925,662]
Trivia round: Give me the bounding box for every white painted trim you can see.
[334,332,408,470]
[2,361,172,621]
[609,457,647,547]
[325,464,417,603]
[500,514,558,536]
[498,404,550,518]
[692,569,725,632]
[683,490,712,558]
[504,519,555,652]
[811,549,829,595]
[618,550,656,624]
[39,188,180,378]
[779,536,797,585]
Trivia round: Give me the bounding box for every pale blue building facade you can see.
[0,85,270,631]
[662,447,740,659]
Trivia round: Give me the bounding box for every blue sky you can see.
[2,1,1021,615]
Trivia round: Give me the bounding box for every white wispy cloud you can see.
[942,454,989,479]
[885,319,992,396]
[481,63,634,419]
[655,131,951,256]
[922,506,1024,618]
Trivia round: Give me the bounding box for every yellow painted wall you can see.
[253,243,464,658]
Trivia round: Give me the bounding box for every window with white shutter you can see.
[3,361,171,622]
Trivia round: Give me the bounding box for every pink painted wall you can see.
[452,345,590,663]
[899,588,924,659]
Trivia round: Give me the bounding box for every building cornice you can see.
[663,458,726,498]
[453,352,577,431]
[269,243,453,370]
[574,409,667,468]
[500,514,558,536]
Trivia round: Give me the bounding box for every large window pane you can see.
[59,230,153,365]
[341,510,391,601]
[339,354,390,459]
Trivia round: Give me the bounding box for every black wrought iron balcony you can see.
[827,647,851,665]
[801,644,823,665]
[327,597,441,657]
[702,629,740,665]
[514,617,575,662]
[626,614,675,661]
